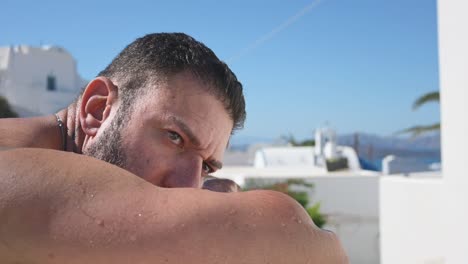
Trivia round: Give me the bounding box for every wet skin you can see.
[0,72,348,263]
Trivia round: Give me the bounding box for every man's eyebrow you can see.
[169,116,201,147]
[168,116,224,170]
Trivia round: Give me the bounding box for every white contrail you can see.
[227,0,324,63]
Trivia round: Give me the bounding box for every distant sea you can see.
[356,146,441,172]
[364,154,441,171]
[229,132,442,172]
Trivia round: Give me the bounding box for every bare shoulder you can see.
[226,190,349,263]
[0,148,157,262]
[0,149,348,263]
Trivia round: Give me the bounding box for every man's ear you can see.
[80,77,118,137]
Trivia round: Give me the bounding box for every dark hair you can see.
[97,33,246,132]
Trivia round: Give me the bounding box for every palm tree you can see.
[398,91,440,137]
[0,96,18,118]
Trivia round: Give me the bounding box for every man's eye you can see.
[168,131,183,146]
[202,162,213,174]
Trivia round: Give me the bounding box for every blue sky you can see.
[1,0,440,140]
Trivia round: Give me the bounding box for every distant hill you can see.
[337,132,441,164]
[229,135,276,151]
[229,132,441,163]
[230,132,440,151]
[225,132,441,168]
[337,132,441,151]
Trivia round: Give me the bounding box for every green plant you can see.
[306,203,326,228]
[398,90,440,137]
[281,134,315,146]
[0,96,18,118]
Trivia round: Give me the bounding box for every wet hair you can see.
[96,33,246,132]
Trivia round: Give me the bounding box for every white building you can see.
[379,1,468,263]
[220,2,468,262]
[0,45,87,117]
[215,135,381,264]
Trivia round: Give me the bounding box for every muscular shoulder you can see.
[0,149,348,263]
[165,189,348,263]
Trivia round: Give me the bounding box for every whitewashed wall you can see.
[7,46,78,91]
[311,176,379,264]
[437,1,468,263]
[238,174,380,264]
[380,176,444,264]
[0,45,86,116]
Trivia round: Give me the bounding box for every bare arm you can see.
[0,148,347,263]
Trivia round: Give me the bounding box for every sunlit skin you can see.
[0,70,348,263]
[93,72,233,188]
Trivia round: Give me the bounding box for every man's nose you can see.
[163,155,202,188]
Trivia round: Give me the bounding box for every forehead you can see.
[135,72,233,148]
[143,72,228,117]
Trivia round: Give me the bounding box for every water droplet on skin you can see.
[291,216,302,224]
[96,219,105,227]
[90,194,94,198]
[229,209,237,215]
[138,213,142,217]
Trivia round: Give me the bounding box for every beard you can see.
[82,110,129,170]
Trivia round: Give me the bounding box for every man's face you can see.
[85,72,233,188]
